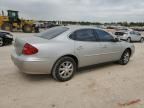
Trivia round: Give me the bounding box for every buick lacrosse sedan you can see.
[11,26,135,81]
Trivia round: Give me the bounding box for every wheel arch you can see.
[125,48,132,57]
[51,54,79,74]
[127,37,131,40]
[58,54,78,67]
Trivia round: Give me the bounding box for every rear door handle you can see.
[102,45,107,48]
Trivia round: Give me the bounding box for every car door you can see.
[130,31,139,41]
[135,32,142,41]
[94,29,122,62]
[129,31,135,41]
[70,29,107,67]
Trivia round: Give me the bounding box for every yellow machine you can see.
[0,10,35,33]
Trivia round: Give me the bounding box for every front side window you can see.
[70,29,97,42]
[95,29,114,42]
[130,31,135,35]
[135,32,141,36]
[37,27,69,40]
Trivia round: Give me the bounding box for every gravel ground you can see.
[0,33,144,108]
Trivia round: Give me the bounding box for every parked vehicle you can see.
[11,26,135,81]
[0,30,13,47]
[0,10,35,33]
[115,30,144,43]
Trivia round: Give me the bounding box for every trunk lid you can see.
[14,36,48,55]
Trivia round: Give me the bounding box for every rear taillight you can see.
[22,43,38,55]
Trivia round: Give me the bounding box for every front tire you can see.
[0,37,4,47]
[119,49,130,65]
[140,38,144,43]
[52,57,76,82]
[127,38,131,43]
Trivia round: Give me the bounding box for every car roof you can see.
[65,25,99,31]
[115,30,127,32]
[66,25,116,36]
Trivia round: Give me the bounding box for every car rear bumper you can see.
[11,50,52,74]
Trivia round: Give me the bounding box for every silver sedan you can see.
[115,30,144,42]
[11,26,135,81]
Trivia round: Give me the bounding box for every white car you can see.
[115,30,144,43]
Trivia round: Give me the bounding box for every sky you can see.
[0,0,144,22]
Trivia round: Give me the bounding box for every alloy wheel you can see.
[58,61,74,79]
[123,51,130,64]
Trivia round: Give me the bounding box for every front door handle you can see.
[77,46,83,50]
[102,45,107,48]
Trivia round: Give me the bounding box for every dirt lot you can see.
[0,33,144,108]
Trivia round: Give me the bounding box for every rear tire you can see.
[119,49,130,65]
[0,37,4,47]
[22,24,33,33]
[52,57,76,82]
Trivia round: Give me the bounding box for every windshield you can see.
[37,27,69,40]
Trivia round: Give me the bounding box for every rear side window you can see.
[135,32,141,36]
[37,27,68,40]
[70,29,97,42]
[95,29,114,42]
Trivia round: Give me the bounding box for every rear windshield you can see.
[37,27,69,40]
[115,32,126,36]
